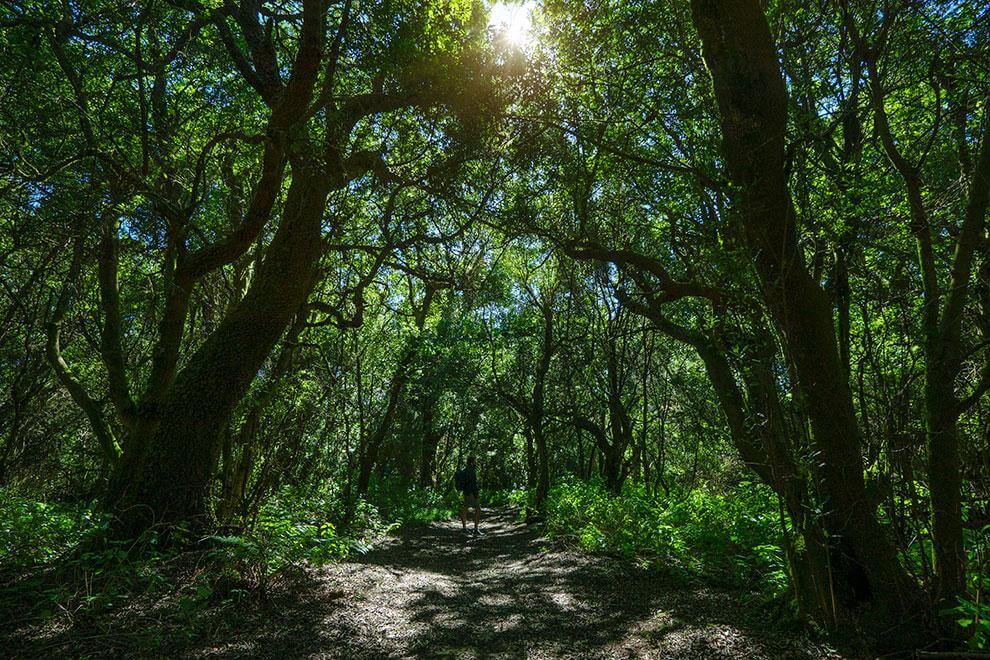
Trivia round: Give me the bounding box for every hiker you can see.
[455,456,482,535]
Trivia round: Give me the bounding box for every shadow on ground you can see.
[2,509,838,658]
[256,508,836,659]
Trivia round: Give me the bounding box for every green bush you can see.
[484,487,529,508]
[0,490,184,626]
[951,523,990,650]
[365,478,458,525]
[0,491,103,568]
[953,596,990,650]
[206,488,352,579]
[544,476,788,595]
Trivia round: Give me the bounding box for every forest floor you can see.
[4,508,841,658]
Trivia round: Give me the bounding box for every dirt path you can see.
[250,508,837,658]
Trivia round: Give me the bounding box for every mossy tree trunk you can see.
[108,165,332,533]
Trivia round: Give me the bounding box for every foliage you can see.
[0,486,382,647]
[484,487,530,509]
[544,477,788,596]
[0,492,104,569]
[365,479,459,525]
[207,491,353,582]
[951,524,990,650]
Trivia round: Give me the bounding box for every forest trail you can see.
[255,508,837,659]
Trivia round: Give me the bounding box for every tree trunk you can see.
[927,371,965,598]
[358,373,410,491]
[107,164,331,533]
[523,425,536,490]
[531,311,554,509]
[602,446,622,493]
[690,0,923,635]
[356,285,434,495]
[418,405,441,488]
[850,17,990,600]
[533,415,550,507]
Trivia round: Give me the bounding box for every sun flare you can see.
[488,1,535,50]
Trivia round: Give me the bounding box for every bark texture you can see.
[109,165,332,532]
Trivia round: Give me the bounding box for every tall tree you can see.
[690,0,922,630]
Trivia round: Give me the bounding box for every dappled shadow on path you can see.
[3,508,836,658]
[275,508,835,659]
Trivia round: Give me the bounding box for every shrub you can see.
[0,492,105,568]
[544,476,788,595]
[363,477,460,525]
[952,523,990,650]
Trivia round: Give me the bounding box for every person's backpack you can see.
[454,467,466,492]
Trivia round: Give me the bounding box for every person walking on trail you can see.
[455,456,482,535]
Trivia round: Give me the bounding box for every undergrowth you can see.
[953,521,990,650]
[5,479,986,653]
[0,483,459,654]
[543,476,788,597]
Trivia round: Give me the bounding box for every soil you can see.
[221,508,838,658]
[4,508,841,658]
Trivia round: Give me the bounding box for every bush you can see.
[484,487,529,508]
[365,478,459,525]
[951,523,990,650]
[0,492,104,568]
[205,488,353,582]
[0,486,365,635]
[544,476,788,595]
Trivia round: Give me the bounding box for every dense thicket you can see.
[2,0,989,651]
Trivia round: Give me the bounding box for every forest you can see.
[1,0,989,656]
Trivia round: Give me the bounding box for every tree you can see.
[690,0,923,632]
